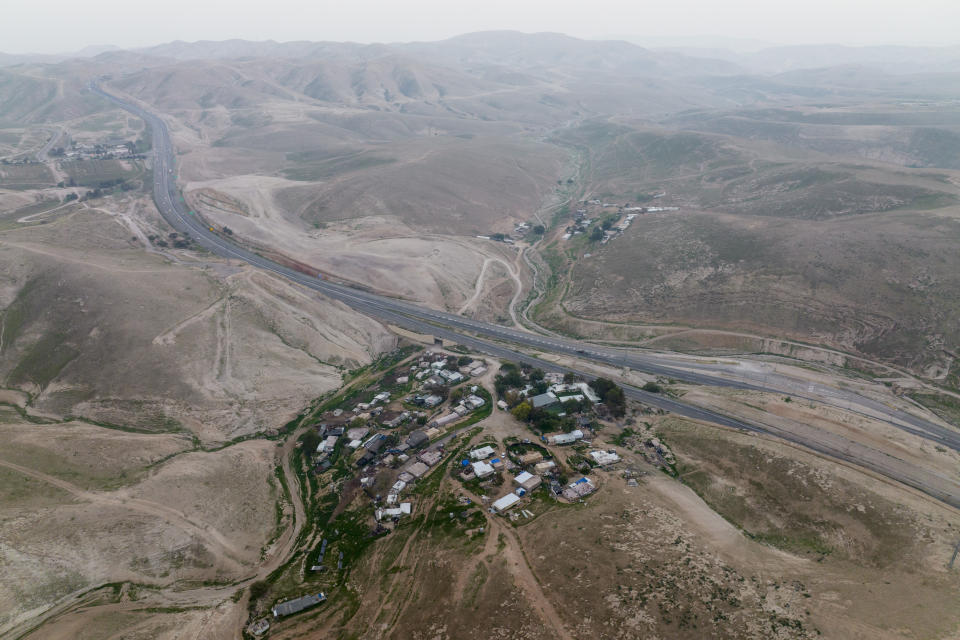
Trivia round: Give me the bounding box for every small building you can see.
[470,445,496,460]
[545,430,584,446]
[356,452,374,467]
[272,593,326,617]
[513,471,542,491]
[373,392,390,404]
[534,460,557,474]
[319,434,338,453]
[421,394,443,407]
[248,619,270,636]
[590,450,621,466]
[471,365,487,376]
[406,430,429,449]
[419,450,443,466]
[396,376,409,384]
[432,413,460,427]
[472,460,495,478]
[376,503,412,521]
[490,457,504,469]
[383,413,407,428]
[390,480,407,494]
[363,434,387,452]
[348,439,362,449]
[346,426,369,441]
[562,477,596,501]
[519,451,543,465]
[497,399,509,410]
[576,383,601,403]
[464,394,485,410]
[531,392,558,409]
[492,492,521,513]
[407,461,430,478]
[440,369,464,383]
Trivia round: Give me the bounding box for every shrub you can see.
[249,580,269,601]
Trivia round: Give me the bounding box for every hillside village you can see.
[563,197,680,244]
[250,343,679,634]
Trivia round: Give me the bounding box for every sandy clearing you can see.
[0,458,246,567]
[0,239,169,274]
[645,474,809,572]
[152,292,225,347]
[455,475,574,640]
[0,389,29,408]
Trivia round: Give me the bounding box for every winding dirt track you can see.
[1,428,309,640]
[457,484,573,640]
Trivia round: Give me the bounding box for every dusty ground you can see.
[183,173,527,313]
[255,395,960,640]
[0,195,395,443]
[523,118,960,380]
[0,425,279,638]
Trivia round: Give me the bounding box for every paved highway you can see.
[91,83,960,508]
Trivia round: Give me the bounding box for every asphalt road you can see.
[91,83,960,509]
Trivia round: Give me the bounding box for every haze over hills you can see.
[3,28,960,640]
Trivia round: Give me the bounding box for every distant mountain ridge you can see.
[4,33,960,76]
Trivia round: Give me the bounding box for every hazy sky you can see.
[5,0,960,53]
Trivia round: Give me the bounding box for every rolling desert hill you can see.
[0,196,395,442]
[543,113,960,378]
[3,30,960,640]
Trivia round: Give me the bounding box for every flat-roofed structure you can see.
[272,593,326,617]
[513,471,542,491]
[492,492,521,513]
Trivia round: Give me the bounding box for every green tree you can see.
[591,378,626,417]
[533,225,545,234]
[511,402,532,421]
[590,377,617,397]
[590,226,604,241]
[605,386,626,417]
[249,580,269,601]
[300,430,321,455]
